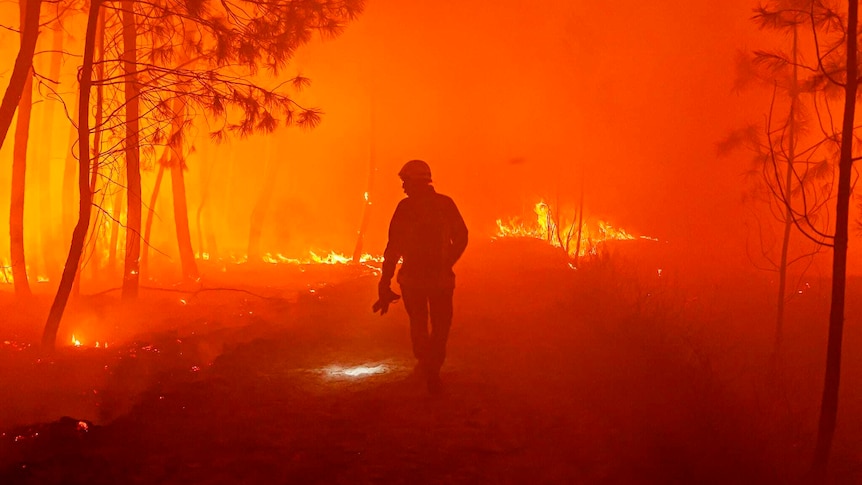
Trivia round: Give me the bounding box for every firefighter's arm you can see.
[448,200,468,266]
[374,204,405,315]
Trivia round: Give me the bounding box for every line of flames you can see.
[0,251,384,284]
[495,201,651,259]
[196,251,384,265]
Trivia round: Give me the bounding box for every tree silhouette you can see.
[0,0,42,152]
[41,0,364,348]
[9,0,39,297]
[722,1,836,361]
[811,0,857,476]
[42,0,101,350]
[730,1,860,474]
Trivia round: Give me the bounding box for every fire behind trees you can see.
[0,0,861,481]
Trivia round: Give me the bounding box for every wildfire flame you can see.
[495,201,647,259]
[0,249,384,285]
[260,251,382,265]
[71,335,82,347]
[0,261,48,284]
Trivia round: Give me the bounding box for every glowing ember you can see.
[324,364,388,378]
[3,340,31,351]
[71,335,82,347]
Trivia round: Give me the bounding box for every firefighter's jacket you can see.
[381,186,468,289]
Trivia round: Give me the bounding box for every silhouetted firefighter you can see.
[373,160,468,394]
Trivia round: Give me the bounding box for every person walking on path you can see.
[373,160,468,394]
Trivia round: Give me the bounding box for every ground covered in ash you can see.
[1,239,860,484]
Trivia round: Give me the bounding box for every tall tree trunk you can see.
[88,6,107,276]
[171,163,197,279]
[120,0,142,299]
[196,143,219,261]
[9,0,37,297]
[247,144,279,262]
[169,99,198,280]
[352,101,376,263]
[37,24,66,281]
[774,24,799,358]
[73,7,106,296]
[142,162,165,278]
[62,95,79,248]
[203,205,219,260]
[107,187,124,273]
[812,0,857,476]
[0,0,41,152]
[573,173,585,264]
[42,0,100,350]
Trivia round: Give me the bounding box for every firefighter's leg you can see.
[427,287,454,373]
[401,285,430,368]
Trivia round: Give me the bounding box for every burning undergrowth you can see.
[494,201,658,263]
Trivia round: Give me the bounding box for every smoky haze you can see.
[281,0,770,264]
[0,0,842,275]
[4,2,862,483]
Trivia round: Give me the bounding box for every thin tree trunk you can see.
[37,24,65,281]
[573,174,585,263]
[196,142,218,261]
[169,99,198,280]
[203,205,219,260]
[62,95,79,246]
[171,164,198,279]
[352,107,375,263]
[42,0,100,351]
[90,6,107,274]
[553,196,565,252]
[812,0,857,476]
[121,0,142,299]
[0,0,41,152]
[9,0,36,297]
[248,142,278,262]
[195,145,206,260]
[142,162,165,277]
[107,187,124,273]
[775,24,799,359]
[73,8,105,295]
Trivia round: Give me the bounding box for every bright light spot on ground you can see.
[324,364,389,378]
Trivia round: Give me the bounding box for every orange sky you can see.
[0,0,859,279]
[283,0,770,256]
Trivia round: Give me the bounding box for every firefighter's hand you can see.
[372,285,401,315]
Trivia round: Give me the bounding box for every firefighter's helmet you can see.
[398,159,432,182]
